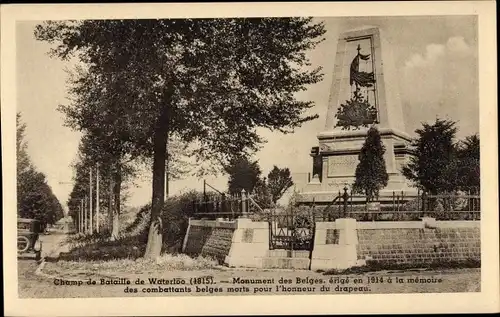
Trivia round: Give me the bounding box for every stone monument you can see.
[297,26,416,205]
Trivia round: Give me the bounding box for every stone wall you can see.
[311,218,480,270]
[356,221,480,266]
[183,217,480,271]
[182,219,236,264]
[182,218,270,268]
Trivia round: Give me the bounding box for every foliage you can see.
[455,134,480,193]
[225,157,294,208]
[66,145,131,237]
[122,190,205,253]
[137,135,195,183]
[335,87,378,130]
[267,166,294,204]
[225,156,262,195]
[123,204,152,238]
[35,18,326,258]
[60,235,147,262]
[36,18,326,169]
[402,119,458,194]
[65,229,115,249]
[16,113,31,175]
[61,72,143,238]
[353,127,388,201]
[252,177,273,209]
[62,190,205,261]
[402,119,479,195]
[17,113,64,225]
[159,190,202,253]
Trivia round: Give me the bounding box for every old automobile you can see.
[17,218,43,261]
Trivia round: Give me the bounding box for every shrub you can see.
[160,190,202,254]
[63,191,205,262]
[400,198,420,212]
[123,204,151,238]
[122,190,205,254]
[50,254,219,274]
[60,235,146,262]
[65,229,112,248]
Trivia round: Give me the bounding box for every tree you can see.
[402,119,458,194]
[352,127,389,201]
[137,135,194,196]
[252,177,273,209]
[17,112,33,214]
[16,113,32,176]
[36,18,325,258]
[266,166,293,204]
[67,164,87,232]
[225,156,262,195]
[17,113,64,226]
[456,134,480,193]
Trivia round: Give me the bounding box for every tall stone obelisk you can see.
[297,26,416,204]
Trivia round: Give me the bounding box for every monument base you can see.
[296,177,417,205]
[297,127,417,206]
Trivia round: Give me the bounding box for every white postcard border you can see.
[2,2,498,316]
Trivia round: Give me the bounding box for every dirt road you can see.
[40,230,69,258]
[18,230,71,297]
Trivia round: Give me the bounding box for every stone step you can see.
[261,256,310,270]
[267,249,310,258]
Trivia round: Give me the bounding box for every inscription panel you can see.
[326,229,340,245]
[327,155,358,177]
[327,179,354,189]
[395,156,405,174]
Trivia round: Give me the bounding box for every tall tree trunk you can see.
[108,177,114,239]
[144,112,168,259]
[111,165,122,240]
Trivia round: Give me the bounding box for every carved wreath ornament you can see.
[335,88,378,130]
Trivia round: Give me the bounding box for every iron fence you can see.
[192,180,254,220]
[192,193,248,220]
[192,182,480,222]
[313,188,481,221]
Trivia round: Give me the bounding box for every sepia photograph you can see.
[2,2,498,316]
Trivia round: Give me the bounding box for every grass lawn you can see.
[44,254,220,277]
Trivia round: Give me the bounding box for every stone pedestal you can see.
[310,218,365,270]
[224,218,269,268]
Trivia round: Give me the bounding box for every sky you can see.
[16,16,479,210]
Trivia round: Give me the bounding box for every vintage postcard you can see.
[2,1,498,316]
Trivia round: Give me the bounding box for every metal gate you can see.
[268,209,315,254]
[267,191,347,258]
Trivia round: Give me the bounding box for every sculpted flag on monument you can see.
[350,44,376,87]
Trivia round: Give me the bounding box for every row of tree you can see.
[67,133,134,238]
[36,18,326,258]
[353,119,480,201]
[67,133,192,238]
[17,113,64,227]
